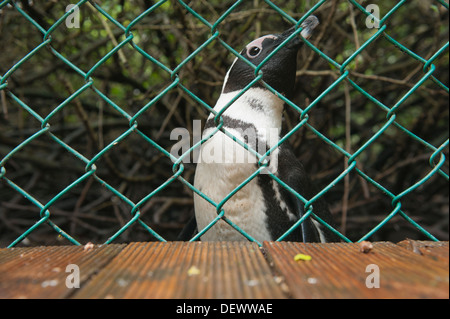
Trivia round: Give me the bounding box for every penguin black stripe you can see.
[204,115,257,133]
[203,115,270,155]
[187,16,339,243]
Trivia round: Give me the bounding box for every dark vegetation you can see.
[0,0,448,246]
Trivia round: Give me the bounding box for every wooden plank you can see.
[2,241,447,299]
[263,241,449,299]
[0,244,125,299]
[73,241,286,299]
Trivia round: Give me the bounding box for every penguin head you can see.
[223,16,319,99]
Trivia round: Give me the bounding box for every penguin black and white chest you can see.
[193,16,338,243]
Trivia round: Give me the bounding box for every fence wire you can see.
[0,0,448,247]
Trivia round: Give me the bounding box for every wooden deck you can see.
[0,240,448,299]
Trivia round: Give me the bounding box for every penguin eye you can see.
[248,46,262,58]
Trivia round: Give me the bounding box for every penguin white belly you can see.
[193,131,272,242]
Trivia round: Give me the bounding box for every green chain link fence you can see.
[0,0,448,248]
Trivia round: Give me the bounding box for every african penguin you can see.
[187,16,338,243]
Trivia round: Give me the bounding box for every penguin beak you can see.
[299,15,320,39]
[279,15,320,50]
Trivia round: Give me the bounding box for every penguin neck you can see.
[212,87,284,132]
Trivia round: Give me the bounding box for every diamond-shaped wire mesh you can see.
[0,0,448,247]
